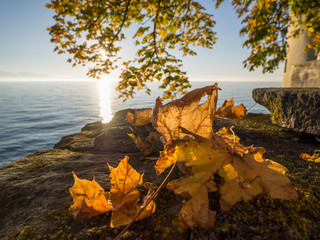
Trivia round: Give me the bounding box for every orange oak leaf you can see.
[152,84,220,142]
[108,157,156,227]
[216,98,247,119]
[69,172,112,220]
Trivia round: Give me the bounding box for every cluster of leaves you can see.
[69,84,298,233]
[46,0,320,99]
[151,84,298,229]
[46,0,215,99]
[216,97,247,119]
[70,157,155,228]
[300,151,320,163]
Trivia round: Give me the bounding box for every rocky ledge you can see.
[0,110,320,240]
[252,88,320,136]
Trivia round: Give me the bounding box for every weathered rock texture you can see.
[0,110,320,240]
[252,88,320,135]
[290,60,320,87]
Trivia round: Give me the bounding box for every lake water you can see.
[0,81,280,166]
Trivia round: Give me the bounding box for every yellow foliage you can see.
[69,157,155,227]
[108,157,155,227]
[69,172,112,220]
[153,84,298,229]
[300,152,320,163]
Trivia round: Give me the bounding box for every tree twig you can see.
[99,219,111,240]
[246,103,256,112]
[109,0,132,46]
[153,0,166,75]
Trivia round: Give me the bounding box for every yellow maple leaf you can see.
[216,98,247,119]
[108,157,156,227]
[216,129,298,211]
[156,138,230,229]
[69,172,112,220]
[154,141,178,174]
[178,184,216,230]
[155,131,298,228]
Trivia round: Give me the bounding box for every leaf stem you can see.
[99,219,111,240]
[229,126,236,154]
[112,161,177,240]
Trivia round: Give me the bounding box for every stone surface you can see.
[1,110,320,239]
[281,14,318,87]
[92,110,154,153]
[252,88,320,135]
[0,109,164,240]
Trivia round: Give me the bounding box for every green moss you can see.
[152,189,185,239]
[16,226,38,240]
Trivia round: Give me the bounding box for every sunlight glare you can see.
[98,80,113,123]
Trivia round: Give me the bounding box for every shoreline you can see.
[1,110,319,239]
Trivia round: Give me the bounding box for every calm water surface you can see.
[0,81,281,166]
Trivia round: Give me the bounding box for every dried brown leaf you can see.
[216,98,247,119]
[127,108,152,126]
[152,84,220,142]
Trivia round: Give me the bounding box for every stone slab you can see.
[252,88,320,135]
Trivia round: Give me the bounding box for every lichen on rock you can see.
[265,97,284,125]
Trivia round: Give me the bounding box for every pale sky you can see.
[0,0,284,82]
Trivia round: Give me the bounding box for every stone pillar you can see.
[282,18,317,87]
[289,60,320,87]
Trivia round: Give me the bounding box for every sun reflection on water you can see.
[98,80,113,123]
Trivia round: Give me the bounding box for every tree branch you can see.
[109,0,132,46]
[153,0,167,77]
